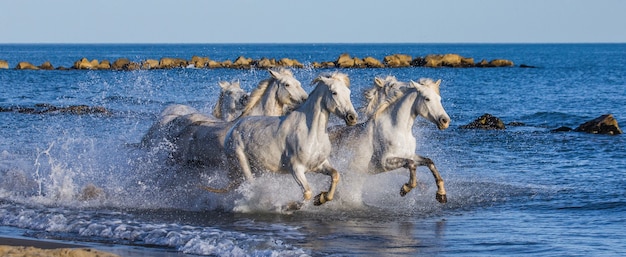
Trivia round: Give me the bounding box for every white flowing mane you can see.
[362,76,398,117]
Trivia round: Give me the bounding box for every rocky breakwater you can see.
[1,53,519,71]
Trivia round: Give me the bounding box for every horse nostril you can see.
[346,113,357,125]
[440,117,449,125]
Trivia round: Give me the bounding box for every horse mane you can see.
[371,78,441,120]
[417,78,441,96]
[312,72,350,88]
[212,91,225,118]
[363,76,397,116]
[239,68,294,117]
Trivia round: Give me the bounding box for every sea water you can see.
[0,43,625,256]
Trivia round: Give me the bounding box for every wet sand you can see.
[0,237,120,257]
[0,236,189,257]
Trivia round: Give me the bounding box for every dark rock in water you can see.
[552,126,573,132]
[507,121,526,126]
[460,113,506,130]
[519,64,536,68]
[574,114,622,135]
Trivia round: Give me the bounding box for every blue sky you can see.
[1,0,625,43]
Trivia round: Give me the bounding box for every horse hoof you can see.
[400,183,412,197]
[436,193,447,204]
[314,192,328,206]
[282,201,303,212]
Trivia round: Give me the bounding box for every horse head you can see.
[213,81,249,121]
[313,72,358,126]
[409,79,450,130]
[268,68,308,108]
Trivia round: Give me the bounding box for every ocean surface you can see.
[0,43,624,256]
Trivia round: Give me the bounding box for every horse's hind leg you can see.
[384,157,418,196]
[414,155,447,204]
[313,162,340,206]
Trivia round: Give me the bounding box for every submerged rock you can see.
[574,114,622,135]
[460,113,506,130]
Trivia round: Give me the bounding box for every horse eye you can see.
[285,83,290,87]
[332,91,337,95]
[425,98,431,102]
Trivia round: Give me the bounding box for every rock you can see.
[159,57,188,69]
[507,121,526,126]
[352,57,365,68]
[257,58,277,69]
[384,54,412,67]
[417,54,474,68]
[207,60,223,68]
[111,58,130,70]
[279,58,304,68]
[477,59,515,67]
[232,56,253,69]
[336,53,355,68]
[0,60,8,69]
[73,58,95,69]
[490,59,514,67]
[191,56,210,68]
[312,61,335,69]
[574,114,622,135]
[15,61,39,70]
[363,57,384,68]
[220,60,233,68]
[460,113,506,130]
[142,59,160,69]
[97,60,111,70]
[39,61,54,70]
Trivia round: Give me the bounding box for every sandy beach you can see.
[0,237,120,257]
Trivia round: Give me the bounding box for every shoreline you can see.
[0,236,188,257]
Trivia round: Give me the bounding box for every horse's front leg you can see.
[290,164,313,202]
[312,161,340,206]
[384,157,418,197]
[414,155,447,204]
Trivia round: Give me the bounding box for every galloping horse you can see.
[212,81,249,122]
[140,68,308,164]
[209,72,358,209]
[328,78,450,203]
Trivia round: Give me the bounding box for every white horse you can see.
[140,68,308,156]
[328,78,450,203]
[212,81,249,122]
[210,72,358,209]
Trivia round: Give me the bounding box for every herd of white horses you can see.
[140,68,450,210]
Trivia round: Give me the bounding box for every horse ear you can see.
[374,77,385,88]
[232,80,241,88]
[218,81,229,89]
[268,69,280,79]
[435,79,442,87]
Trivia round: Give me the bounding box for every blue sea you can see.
[0,43,625,256]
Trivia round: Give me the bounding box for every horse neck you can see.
[375,91,419,132]
[292,89,330,135]
[256,80,284,116]
[241,79,283,117]
[212,93,224,118]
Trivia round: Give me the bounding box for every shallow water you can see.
[1,43,625,256]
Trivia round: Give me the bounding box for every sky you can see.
[1,0,625,44]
